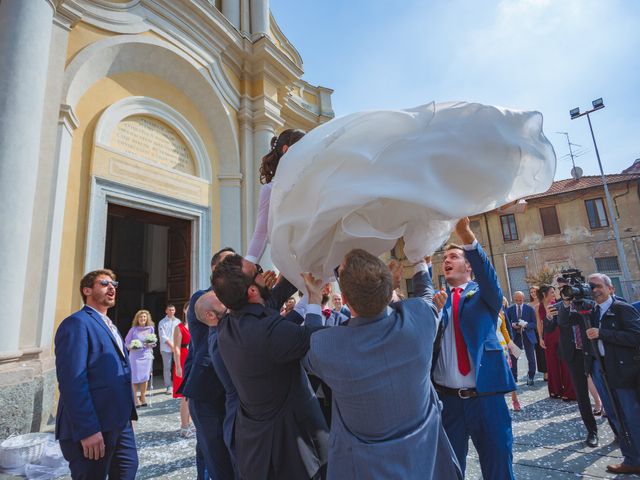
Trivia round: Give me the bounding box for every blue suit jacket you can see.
[505,303,537,344]
[437,244,516,394]
[303,268,461,479]
[55,306,137,442]
[180,288,226,405]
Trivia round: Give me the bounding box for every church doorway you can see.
[104,203,192,375]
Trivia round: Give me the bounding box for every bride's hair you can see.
[259,128,305,184]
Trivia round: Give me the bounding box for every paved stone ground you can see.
[135,374,640,479]
[3,373,639,479]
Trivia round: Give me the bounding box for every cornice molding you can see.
[250,35,303,85]
[268,12,302,69]
[59,0,150,33]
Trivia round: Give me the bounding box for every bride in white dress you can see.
[268,101,556,291]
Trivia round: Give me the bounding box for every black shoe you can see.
[586,432,598,448]
[526,378,534,386]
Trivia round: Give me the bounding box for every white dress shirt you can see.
[87,305,124,355]
[595,295,613,357]
[158,316,181,353]
[432,241,478,389]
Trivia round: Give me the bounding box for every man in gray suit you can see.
[303,249,462,479]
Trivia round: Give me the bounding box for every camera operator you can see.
[561,272,640,474]
[553,277,598,448]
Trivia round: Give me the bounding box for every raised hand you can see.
[433,288,448,312]
[454,217,476,245]
[301,272,323,305]
[262,270,278,289]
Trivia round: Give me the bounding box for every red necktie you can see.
[452,287,471,375]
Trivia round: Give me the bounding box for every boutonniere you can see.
[465,289,478,300]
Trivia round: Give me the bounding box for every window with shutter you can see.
[500,214,518,241]
[585,198,609,229]
[540,206,561,235]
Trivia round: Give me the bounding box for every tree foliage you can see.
[525,266,560,287]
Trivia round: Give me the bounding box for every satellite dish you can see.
[571,166,583,179]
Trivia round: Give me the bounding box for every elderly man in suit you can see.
[55,269,138,479]
[302,249,461,479]
[506,290,538,385]
[563,273,640,474]
[212,254,328,480]
[432,218,516,479]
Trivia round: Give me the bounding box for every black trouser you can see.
[566,355,597,436]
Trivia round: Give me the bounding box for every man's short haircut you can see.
[339,249,393,317]
[211,254,252,311]
[211,247,236,267]
[79,269,116,303]
[444,243,470,263]
[588,273,613,288]
[166,304,175,309]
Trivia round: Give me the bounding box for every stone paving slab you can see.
[4,374,640,479]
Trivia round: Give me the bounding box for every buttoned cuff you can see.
[306,304,321,316]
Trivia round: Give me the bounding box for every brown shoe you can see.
[606,463,640,474]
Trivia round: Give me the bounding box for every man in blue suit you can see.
[506,290,538,385]
[432,218,516,479]
[180,249,235,480]
[303,249,461,479]
[55,269,138,479]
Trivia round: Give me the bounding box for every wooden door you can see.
[166,220,192,315]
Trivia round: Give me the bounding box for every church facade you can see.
[0,0,333,437]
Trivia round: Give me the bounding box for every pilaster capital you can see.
[53,0,84,30]
[59,104,80,133]
[218,173,244,187]
[252,96,284,130]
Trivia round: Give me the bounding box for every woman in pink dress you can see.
[124,310,156,407]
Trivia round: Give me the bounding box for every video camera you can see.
[558,268,593,311]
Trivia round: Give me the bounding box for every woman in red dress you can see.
[173,304,193,437]
[537,285,576,400]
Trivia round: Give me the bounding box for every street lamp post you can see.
[570,98,633,299]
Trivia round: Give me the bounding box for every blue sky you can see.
[270,0,640,180]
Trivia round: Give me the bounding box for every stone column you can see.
[0,0,55,358]
[250,0,269,36]
[222,0,241,29]
[219,174,244,252]
[251,122,276,268]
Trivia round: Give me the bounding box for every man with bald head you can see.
[506,291,538,385]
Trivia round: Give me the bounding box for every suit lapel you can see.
[457,282,477,321]
[83,306,126,359]
[442,287,452,328]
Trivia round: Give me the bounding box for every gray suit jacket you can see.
[303,268,462,479]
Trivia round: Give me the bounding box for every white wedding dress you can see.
[268,101,556,291]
